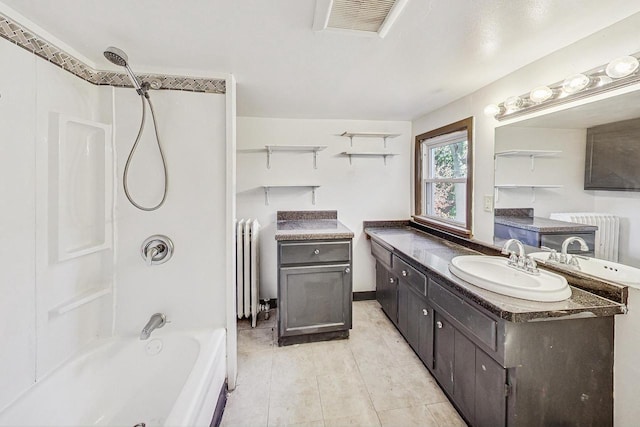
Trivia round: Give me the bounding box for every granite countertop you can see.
[495,216,598,233]
[275,210,354,241]
[365,226,625,322]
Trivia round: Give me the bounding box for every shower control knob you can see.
[141,235,174,266]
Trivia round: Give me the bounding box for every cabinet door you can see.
[475,349,506,427]
[405,285,433,368]
[375,261,397,323]
[280,264,351,337]
[398,280,409,335]
[433,312,455,395]
[454,331,476,425]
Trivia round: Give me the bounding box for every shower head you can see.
[103,46,144,93]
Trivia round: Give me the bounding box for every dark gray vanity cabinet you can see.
[277,239,352,346]
[370,236,613,427]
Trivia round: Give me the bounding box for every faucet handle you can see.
[525,255,540,275]
[540,246,559,262]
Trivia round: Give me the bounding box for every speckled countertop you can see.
[275,210,354,241]
[495,216,598,233]
[365,226,625,322]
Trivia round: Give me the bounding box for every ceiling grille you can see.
[327,0,398,32]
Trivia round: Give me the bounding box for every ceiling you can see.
[4,0,640,120]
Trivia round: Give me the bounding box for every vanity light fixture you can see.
[605,55,639,79]
[562,73,590,94]
[529,86,554,103]
[487,51,640,121]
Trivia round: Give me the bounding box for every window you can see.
[414,117,473,237]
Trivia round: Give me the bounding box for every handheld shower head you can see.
[103,46,144,93]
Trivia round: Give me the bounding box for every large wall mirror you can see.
[493,88,640,286]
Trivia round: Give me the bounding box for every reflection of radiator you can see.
[550,213,619,262]
[235,219,260,327]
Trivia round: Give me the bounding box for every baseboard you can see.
[210,380,228,427]
[353,291,376,301]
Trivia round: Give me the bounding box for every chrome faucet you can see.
[559,237,589,266]
[140,313,166,340]
[501,238,539,275]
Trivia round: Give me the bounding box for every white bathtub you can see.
[0,329,226,427]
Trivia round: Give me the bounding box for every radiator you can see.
[235,219,260,327]
[549,213,620,262]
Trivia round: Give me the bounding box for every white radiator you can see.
[235,219,260,327]
[549,213,620,262]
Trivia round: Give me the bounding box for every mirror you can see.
[492,88,640,287]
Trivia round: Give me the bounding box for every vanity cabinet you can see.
[370,237,613,427]
[278,239,352,346]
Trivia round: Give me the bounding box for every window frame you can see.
[414,117,474,237]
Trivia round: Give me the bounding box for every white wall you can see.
[236,117,412,298]
[113,88,228,335]
[494,127,594,217]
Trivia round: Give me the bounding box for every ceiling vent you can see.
[313,0,409,38]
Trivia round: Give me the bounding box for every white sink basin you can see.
[529,252,640,289]
[449,256,571,302]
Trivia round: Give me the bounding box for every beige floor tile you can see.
[317,373,375,420]
[360,362,448,412]
[427,402,467,427]
[272,344,317,383]
[309,340,358,376]
[268,377,323,426]
[237,349,274,386]
[378,405,439,427]
[220,382,269,426]
[323,409,381,427]
[238,327,276,353]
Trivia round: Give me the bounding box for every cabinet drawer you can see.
[280,241,351,265]
[429,280,497,350]
[371,239,392,269]
[393,256,427,296]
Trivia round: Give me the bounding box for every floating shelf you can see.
[265,145,327,169]
[48,287,112,319]
[494,150,561,171]
[340,132,401,148]
[341,151,398,165]
[494,184,563,203]
[262,185,320,206]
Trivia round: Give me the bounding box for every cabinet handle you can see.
[422,308,428,316]
[436,321,443,329]
[389,277,395,284]
[401,270,408,277]
[314,249,320,255]
[344,267,351,274]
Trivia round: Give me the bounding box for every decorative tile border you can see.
[0,13,225,94]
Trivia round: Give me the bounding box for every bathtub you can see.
[0,329,226,427]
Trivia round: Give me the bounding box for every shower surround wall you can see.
[113,88,227,335]
[0,10,230,411]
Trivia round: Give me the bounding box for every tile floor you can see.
[221,300,467,427]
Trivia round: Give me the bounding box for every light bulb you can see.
[483,104,502,116]
[605,56,639,78]
[504,96,523,110]
[529,86,553,103]
[562,73,590,94]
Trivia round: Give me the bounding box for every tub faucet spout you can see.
[140,313,166,340]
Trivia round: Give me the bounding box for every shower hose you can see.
[123,93,168,211]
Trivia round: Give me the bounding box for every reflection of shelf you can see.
[262,185,320,206]
[340,151,398,165]
[49,287,111,319]
[340,132,400,148]
[494,150,561,171]
[265,145,327,169]
[494,184,563,203]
